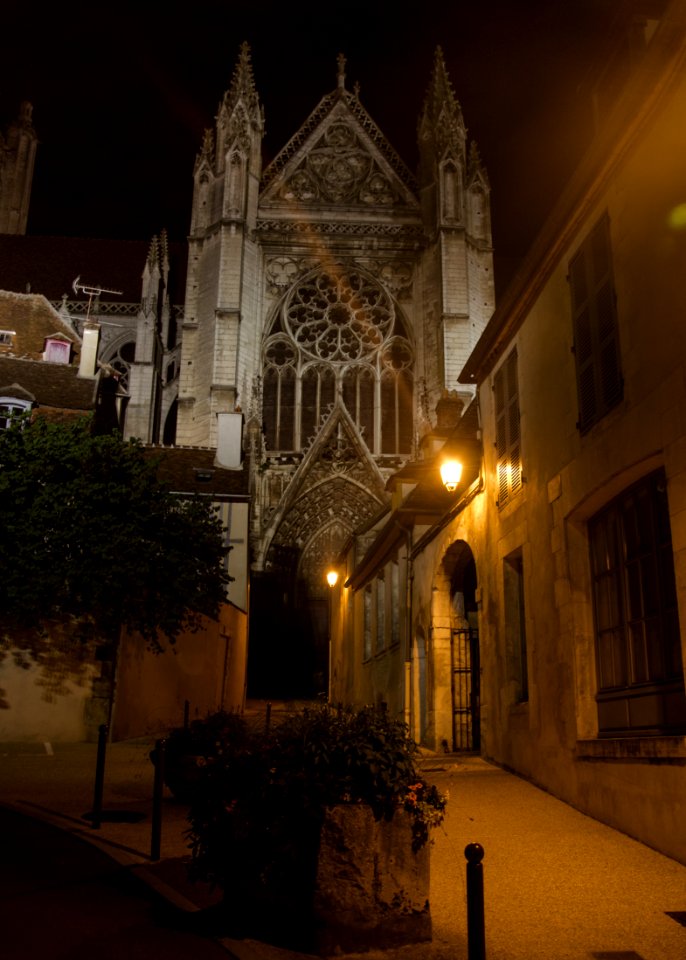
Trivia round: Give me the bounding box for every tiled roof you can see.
[0,290,80,359]
[0,355,97,410]
[144,445,250,498]
[0,234,188,305]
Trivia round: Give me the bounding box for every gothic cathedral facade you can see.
[176,45,494,695]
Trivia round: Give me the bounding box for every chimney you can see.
[78,321,101,378]
[216,412,244,468]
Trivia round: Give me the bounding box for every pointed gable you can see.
[260,61,419,215]
[265,400,388,581]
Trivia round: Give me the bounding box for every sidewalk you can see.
[1,735,685,959]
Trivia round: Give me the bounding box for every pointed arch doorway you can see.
[438,541,480,752]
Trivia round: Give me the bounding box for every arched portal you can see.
[432,540,480,752]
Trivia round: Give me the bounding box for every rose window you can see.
[285,271,393,362]
[263,268,413,455]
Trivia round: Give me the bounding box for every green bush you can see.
[183,703,447,899]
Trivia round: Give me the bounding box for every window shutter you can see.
[571,215,622,432]
[495,348,521,506]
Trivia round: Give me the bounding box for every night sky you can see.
[3,1,629,266]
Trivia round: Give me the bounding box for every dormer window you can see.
[43,337,72,364]
[0,397,32,429]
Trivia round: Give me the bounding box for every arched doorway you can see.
[435,541,480,752]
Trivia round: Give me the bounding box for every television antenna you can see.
[72,276,123,323]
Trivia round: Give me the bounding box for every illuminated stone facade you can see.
[176,45,494,693]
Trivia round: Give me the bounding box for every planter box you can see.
[312,805,431,955]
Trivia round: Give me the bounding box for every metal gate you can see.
[451,627,480,751]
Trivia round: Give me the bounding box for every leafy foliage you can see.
[0,416,230,683]
[182,704,447,896]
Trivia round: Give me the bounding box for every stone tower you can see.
[0,102,38,235]
[177,45,494,695]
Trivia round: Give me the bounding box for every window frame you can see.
[589,469,686,737]
[569,213,623,433]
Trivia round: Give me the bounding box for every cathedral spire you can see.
[418,46,466,154]
[224,41,260,119]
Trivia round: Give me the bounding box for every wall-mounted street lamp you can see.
[326,569,339,588]
[440,458,463,493]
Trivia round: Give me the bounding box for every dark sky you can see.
[3,1,634,268]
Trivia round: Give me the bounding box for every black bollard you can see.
[465,842,486,960]
[151,737,166,861]
[91,723,108,830]
[265,700,272,735]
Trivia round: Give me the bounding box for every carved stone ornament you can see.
[265,256,319,294]
[281,122,396,206]
[284,269,394,362]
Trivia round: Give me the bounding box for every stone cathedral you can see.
[176,44,494,695]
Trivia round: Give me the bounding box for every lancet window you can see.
[262,268,413,454]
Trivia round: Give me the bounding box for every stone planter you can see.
[312,804,431,955]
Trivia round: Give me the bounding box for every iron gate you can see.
[451,627,480,751]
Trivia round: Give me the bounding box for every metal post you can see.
[91,723,108,830]
[265,700,272,735]
[465,842,486,960]
[151,738,166,861]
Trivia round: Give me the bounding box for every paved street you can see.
[1,732,686,959]
[0,805,232,959]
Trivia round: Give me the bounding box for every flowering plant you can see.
[184,703,448,895]
[402,779,448,850]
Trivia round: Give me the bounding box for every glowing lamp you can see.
[440,459,463,492]
[326,569,339,588]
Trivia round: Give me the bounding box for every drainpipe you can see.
[401,524,413,731]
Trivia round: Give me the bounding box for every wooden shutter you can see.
[495,348,521,507]
[571,215,622,432]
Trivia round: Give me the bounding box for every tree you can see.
[0,416,231,702]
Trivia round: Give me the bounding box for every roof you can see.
[0,290,80,359]
[145,446,250,499]
[0,356,98,411]
[0,234,188,305]
[346,400,482,589]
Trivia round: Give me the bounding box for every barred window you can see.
[570,214,622,432]
[589,470,686,736]
[494,348,522,508]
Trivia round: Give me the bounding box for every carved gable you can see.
[265,402,387,591]
[260,97,419,213]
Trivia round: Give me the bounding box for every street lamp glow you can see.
[440,459,463,492]
[326,569,339,588]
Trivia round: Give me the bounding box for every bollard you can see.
[465,842,486,960]
[90,723,108,830]
[150,737,166,861]
[183,699,190,730]
[265,700,272,735]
